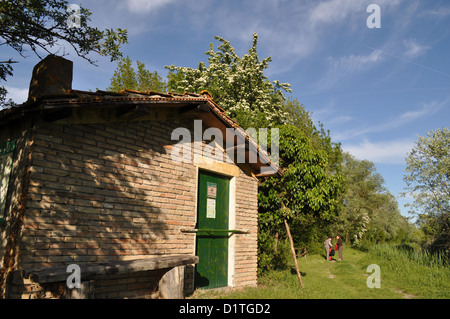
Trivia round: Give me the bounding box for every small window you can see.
[0,140,15,225]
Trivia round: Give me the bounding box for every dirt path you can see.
[392,289,416,299]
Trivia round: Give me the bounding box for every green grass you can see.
[190,245,450,299]
[359,244,449,298]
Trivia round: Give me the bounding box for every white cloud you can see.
[205,0,410,76]
[421,7,450,18]
[123,0,177,14]
[333,97,447,141]
[329,49,383,73]
[343,138,414,164]
[403,39,430,58]
[316,49,383,90]
[309,0,405,26]
[5,86,28,104]
[364,100,441,133]
[309,0,360,25]
[328,115,353,125]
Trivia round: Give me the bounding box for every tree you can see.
[403,127,450,253]
[403,127,449,217]
[166,33,292,129]
[364,192,405,243]
[258,125,344,282]
[0,0,128,105]
[283,98,343,175]
[107,56,167,92]
[335,153,410,246]
[337,153,384,244]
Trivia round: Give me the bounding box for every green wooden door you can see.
[195,171,230,289]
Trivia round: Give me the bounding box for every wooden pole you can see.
[284,218,304,288]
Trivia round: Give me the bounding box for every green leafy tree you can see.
[258,125,344,277]
[283,98,343,175]
[0,0,128,105]
[337,153,412,246]
[336,153,385,244]
[166,33,292,129]
[107,56,167,92]
[403,127,450,253]
[403,127,449,217]
[364,192,405,243]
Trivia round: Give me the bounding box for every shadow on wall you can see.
[10,118,197,298]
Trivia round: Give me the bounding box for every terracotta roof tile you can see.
[0,88,281,177]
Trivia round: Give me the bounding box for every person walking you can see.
[336,235,343,261]
[324,236,333,261]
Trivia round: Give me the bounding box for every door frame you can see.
[194,162,238,288]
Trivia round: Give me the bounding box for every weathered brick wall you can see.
[234,173,259,288]
[21,119,198,268]
[5,117,259,298]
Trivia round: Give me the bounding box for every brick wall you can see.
[234,173,259,288]
[4,117,259,298]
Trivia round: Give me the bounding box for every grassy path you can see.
[191,247,448,299]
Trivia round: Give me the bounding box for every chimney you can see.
[28,55,73,101]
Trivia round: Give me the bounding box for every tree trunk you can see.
[284,219,304,288]
[274,232,279,253]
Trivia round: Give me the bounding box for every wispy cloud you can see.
[328,115,353,125]
[403,39,430,58]
[315,49,383,90]
[343,137,414,164]
[334,97,447,141]
[328,50,383,73]
[309,0,361,26]
[421,7,450,18]
[101,0,409,77]
[367,100,444,133]
[309,0,405,26]
[123,0,177,14]
[365,44,450,79]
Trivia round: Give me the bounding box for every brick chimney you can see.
[28,55,73,101]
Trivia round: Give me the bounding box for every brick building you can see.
[0,55,279,299]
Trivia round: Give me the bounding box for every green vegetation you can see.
[191,245,449,299]
[402,127,449,255]
[107,34,448,283]
[107,56,167,93]
[166,34,292,129]
[360,244,449,298]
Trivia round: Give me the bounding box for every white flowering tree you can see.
[166,34,291,128]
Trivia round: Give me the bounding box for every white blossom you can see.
[166,34,291,127]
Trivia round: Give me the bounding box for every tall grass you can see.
[360,243,449,298]
[367,243,448,267]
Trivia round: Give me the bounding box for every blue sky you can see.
[3,0,450,218]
